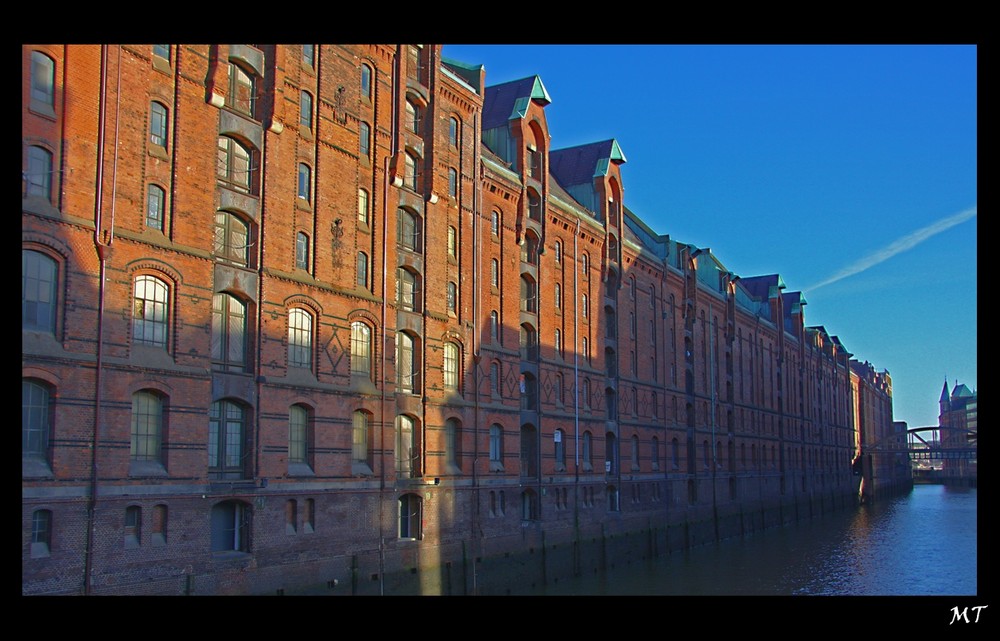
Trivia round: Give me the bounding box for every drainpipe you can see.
[252,46,271,496]
[470,109,482,595]
[84,44,121,596]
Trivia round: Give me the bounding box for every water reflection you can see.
[531,485,976,596]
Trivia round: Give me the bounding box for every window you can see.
[25,146,52,200]
[555,373,564,406]
[352,410,372,472]
[133,275,169,348]
[447,226,457,258]
[302,44,315,68]
[209,400,247,479]
[297,163,311,202]
[213,211,250,266]
[554,329,562,357]
[288,404,311,468]
[582,294,589,318]
[22,380,51,464]
[554,282,562,309]
[125,506,141,547]
[582,337,589,362]
[520,275,536,313]
[217,136,253,193]
[449,117,458,146]
[490,424,503,469]
[227,62,255,117]
[149,102,168,148]
[490,311,499,343]
[631,435,640,471]
[350,321,372,377]
[490,259,499,288]
[629,276,636,300]
[358,189,370,225]
[445,418,461,472]
[448,167,458,197]
[146,184,165,231]
[211,500,250,553]
[520,424,538,477]
[356,252,369,288]
[404,152,419,190]
[295,231,309,270]
[396,414,420,478]
[397,332,419,393]
[554,240,562,263]
[404,99,421,134]
[303,499,315,533]
[22,250,57,333]
[397,208,421,252]
[360,64,372,100]
[288,308,312,369]
[581,252,589,275]
[130,390,164,465]
[446,281,457,315]
[443,342,459,390]
[359,122,371,158]
[211,293,247,372]
[672,438,680,469]
[286,499,298,534]
[399,494,422,539]
[300,91,313,130]
[397,268,419,312]
[583,431,593,470]
[554,429,565,471]
[153,45,170,62]
[652,437,660,470]
[491,210,499,236]
[31,509,52,558]
[30,51,55,112]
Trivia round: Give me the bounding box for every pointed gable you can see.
[548,139,627,215]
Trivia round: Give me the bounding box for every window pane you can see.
[133,275,169,348]
[30,52,54,107]
[131,391,162,462]
[22,250,57,333]
[22,380,50,458]
[26,146,52,200]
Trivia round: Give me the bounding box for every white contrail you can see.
[807,206,977,292]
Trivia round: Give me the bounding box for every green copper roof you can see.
[528,75,552,105]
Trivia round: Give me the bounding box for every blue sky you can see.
[443,44,977,430]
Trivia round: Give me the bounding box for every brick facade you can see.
[23,44,885,595]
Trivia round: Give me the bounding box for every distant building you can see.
[939,380,977,479]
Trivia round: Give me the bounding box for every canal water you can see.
[527,484,977,596]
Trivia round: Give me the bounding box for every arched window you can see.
[356,251,369,288]
[446,281,457,315]
[443,341,459,390]
[288,308,313,369]
[25,146,52,200]
[22,250,58,334]
[490,362,500,397]
[582,431,593,470]
[489,424,504,470]
[300,90,313,130]
[22,379,51,464]
[208,400,248,479]
[350,321,372,376]
[448,167,458,197]
[396,414,420,478]
[490,310,499,343]
[352,410,373,474]
[295,231,310,270]
[397,332,419,393]
[360,64,372,100]
[214,211,250,266]
[211,293,247,372]
[403,151,419,190]
[359,122,371,158]
[554,328,562,357]
[651,436,660,470]
[358,188,370,225]
[405,98,421,134]
[447,226,457,258]
[397,208,421,251]
[445,417,461,472]
[490,258,499,287]
[491,210,500,236]
[631,435,640,470]
[131,390,164,465]
[149,102,168,148]
[227,61,255,117]
[581,252,589,276]
[30,51,55,111]
[449,117,459,146]
[554,240,562,263]
[554,282,562,309]
[146,184,165,231]
[288,404,312,469]
[554,428,566,471]
[297,164,311,202]
[216,136,253,193]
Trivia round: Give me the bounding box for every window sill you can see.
[148,144,169,161]
[129,460,168,477]
[152,56,171,75]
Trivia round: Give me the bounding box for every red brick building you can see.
[23,44,880,595]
